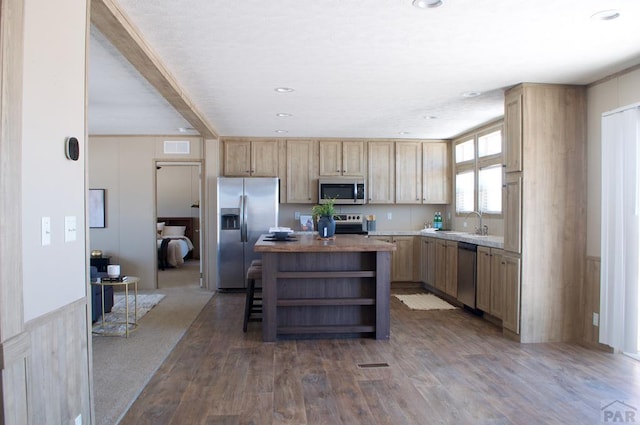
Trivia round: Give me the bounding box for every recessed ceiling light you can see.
[274,87,294,93]
[276,113,293,117]
[178,127,195,133]
[412,0,443,9]
[275,129,288,134]
[591,9,620,21]
[424,115,439,120]
[462,91,481,98]
[399,131,411,135]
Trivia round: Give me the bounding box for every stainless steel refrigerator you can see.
[217,177,279,290]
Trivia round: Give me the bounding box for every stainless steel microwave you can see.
[318,178,366,205]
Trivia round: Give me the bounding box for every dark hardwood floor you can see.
[120,288,640,424]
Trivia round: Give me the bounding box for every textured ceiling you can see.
[88,0,640,139]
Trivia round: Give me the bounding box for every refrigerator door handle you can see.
[238,195,245,242]
[242,195,249,242]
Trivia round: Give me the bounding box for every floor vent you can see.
[164,140,190,154]
[357,362,389,368]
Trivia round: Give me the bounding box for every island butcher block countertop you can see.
[255,233,397,253]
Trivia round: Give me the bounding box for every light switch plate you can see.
[41,217,51,246]
[592,312,599,327]
[65,216,77,242]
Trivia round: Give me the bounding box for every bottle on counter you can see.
[434,212,441,229]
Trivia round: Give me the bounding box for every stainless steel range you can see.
[334,213,367,234]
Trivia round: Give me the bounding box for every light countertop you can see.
[368,229,504,249]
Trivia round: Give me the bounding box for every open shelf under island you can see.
[254,233,396,342]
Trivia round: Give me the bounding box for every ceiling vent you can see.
[164,140,190,154]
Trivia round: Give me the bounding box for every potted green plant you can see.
[312,197,337,238]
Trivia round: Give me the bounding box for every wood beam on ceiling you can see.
[90,0,218,139]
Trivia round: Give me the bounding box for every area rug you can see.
[393,293,457,310]
[93,293,165,335]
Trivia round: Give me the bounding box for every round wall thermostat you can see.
[65,137,79,161]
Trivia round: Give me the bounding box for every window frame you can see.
[453,121,504,218]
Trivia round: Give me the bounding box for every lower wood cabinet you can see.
[502,253,521,334]
[434,239,447,292]
[444,241,458,297]
[476,247,504,319]
[369,236,416,282]
[420,237,436,286]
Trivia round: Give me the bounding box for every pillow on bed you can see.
[163,225,186,237]
[157,222,165,234]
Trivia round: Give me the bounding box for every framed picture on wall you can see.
[89,189,106,228]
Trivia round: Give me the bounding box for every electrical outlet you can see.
[387,212,392,220]
[41,217,51,246]
[75,414,82,425]
[593,312,599,327]
[463,221,467,228]
[294,211,300,220]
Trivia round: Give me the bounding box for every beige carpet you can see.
[92,293,165,335]
[394,293,457,310]
[92,260,213,425]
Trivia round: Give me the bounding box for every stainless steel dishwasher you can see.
[457,242,477,308]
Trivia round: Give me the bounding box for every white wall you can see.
[88,136,203,289]
[586,66,640,257]
[21,0,88,321]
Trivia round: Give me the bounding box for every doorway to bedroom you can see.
[155,161,203,289]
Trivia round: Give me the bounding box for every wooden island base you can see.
[254,234,396,342]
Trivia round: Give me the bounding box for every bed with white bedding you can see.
[157,219,195,268]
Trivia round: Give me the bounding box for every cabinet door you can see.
[342,140,366,177]
[490,249,504,319]
[420,238,429,283]
[395,142,422,204]
[426,238,436,286]
[422,141,450,204]
[319,140,341,176]
[504,88,523,173]
[251,140,279,177]
[435,240,447,292]
[286,140,317,203]
[504,173,522,253]
[476,246,491,312]
[502,253,521,334]
[223,140,251,176]
[367,142,395,204]
[392,236,415,282]
[445,241,458,297]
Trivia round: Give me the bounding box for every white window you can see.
[455,139,475,163]
[478,164,502,214]
[454,123,503,216]
[455,170,475,213]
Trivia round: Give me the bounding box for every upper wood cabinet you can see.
[504,90,523,173]
[422,141,450,204]
[223,139,279,177]
[285,140,318,204]
[367,142,395,204]
[319,140,365,177]
[395,141,422,204]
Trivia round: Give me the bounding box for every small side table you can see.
[91,276,140,337]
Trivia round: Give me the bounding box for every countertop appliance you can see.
[217,177,279,290]
[457,242,477,308]
[318,178,366,205]
[334,213,367,234]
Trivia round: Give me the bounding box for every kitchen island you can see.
[254,233,396,342]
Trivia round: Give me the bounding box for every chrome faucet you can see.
[465,211,487,235]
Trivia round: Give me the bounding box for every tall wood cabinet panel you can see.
[367,142,395,204]
[223,139,279,177]
[490,249,504,319]
[502,83,586,342]
[320,140,365,177]
[395,141,422,204]
[286,140,318,204]
[422,141,450,204]
[503,173,521,254]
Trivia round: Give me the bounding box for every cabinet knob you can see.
[342,170,346,173]
[336,169,340,173]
